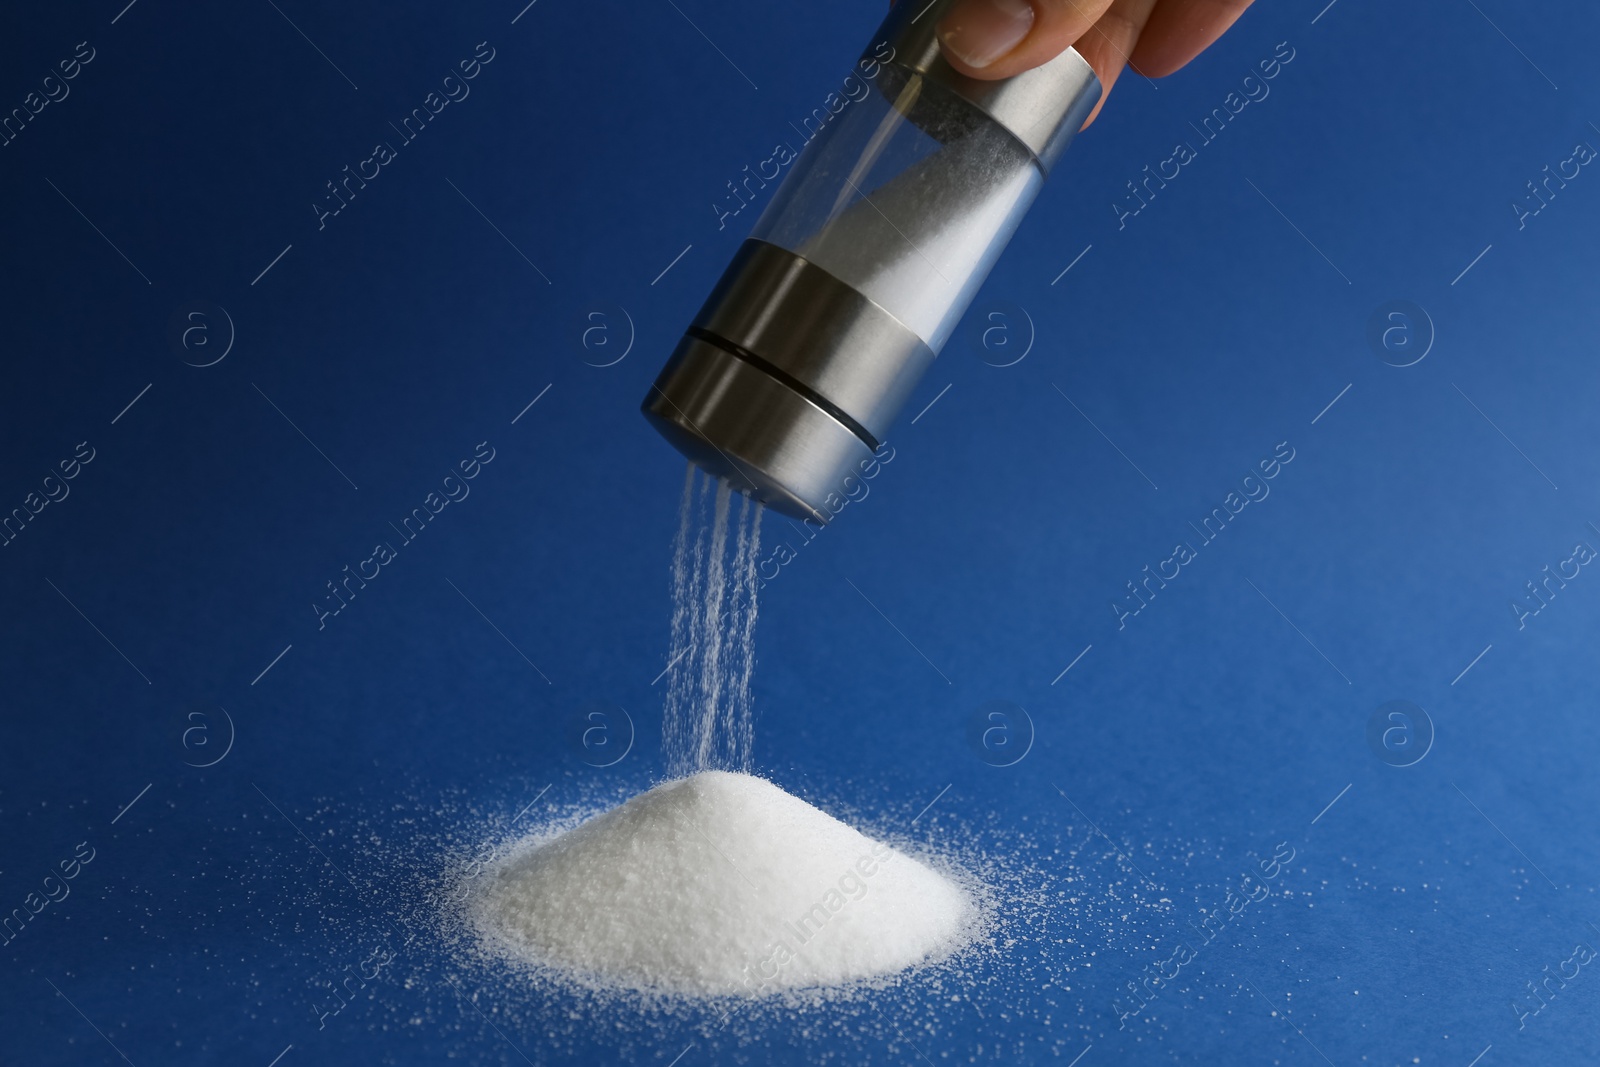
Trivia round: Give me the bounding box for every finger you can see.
[936,0,1118,80]
[1068,0,1162,128]
[1129,0,1254,77]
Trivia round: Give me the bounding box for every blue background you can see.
[2,0,1598,1063]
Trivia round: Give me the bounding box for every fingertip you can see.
[936,0,1038,79]
[937,0,1114,81]
[1131,0,1254,77]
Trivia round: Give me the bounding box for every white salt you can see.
[469,771,974,996]
[662,467,761,776]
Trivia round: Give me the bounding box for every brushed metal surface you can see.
[642,334,875,523]
[873,0,1101,171]
[693,240,935,444]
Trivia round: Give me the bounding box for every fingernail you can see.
[937,0,1035,70]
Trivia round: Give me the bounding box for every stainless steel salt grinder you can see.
[641,0,1101,522]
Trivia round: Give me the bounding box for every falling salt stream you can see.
[463,463,977,997]
[663,465,762,777]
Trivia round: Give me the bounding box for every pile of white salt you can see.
[469,772,974,996]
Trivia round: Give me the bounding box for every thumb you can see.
[936,0,1115,80]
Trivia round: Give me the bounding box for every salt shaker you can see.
[643,0,1100,522]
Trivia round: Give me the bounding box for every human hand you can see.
[934,0,1255,127]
